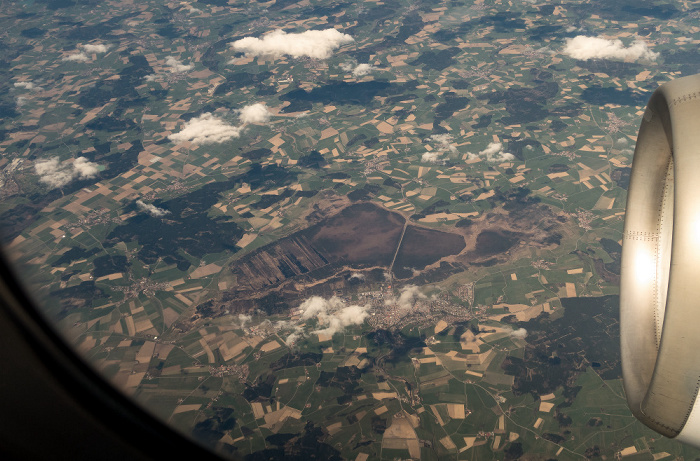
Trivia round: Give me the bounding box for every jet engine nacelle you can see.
[621,73,700,447]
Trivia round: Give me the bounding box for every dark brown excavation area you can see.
[393,226,466,279]
[303,202,405,265]
[229,203,464,295]
[468,229,519,258]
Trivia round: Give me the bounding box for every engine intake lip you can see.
[621,73,700,442]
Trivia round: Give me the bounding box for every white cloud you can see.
[238,103,272,125]
[467,142,515,163]
[271,319,304,346]
[165,56,193,73]
[273,319,295,330]
[136,200,170,217]
[168,113,242,145]
[81,43,111,54]
[352,63,376,76]
[386,285,427,311]
[35,156,100,188]
[169,105,274,145]
[35,158,73,188]
[421,134,460,163]
[431,134,459,156]
[421,151,442,163]
[314,303,369,336]
[510,328,528,339]
[277,296,371,343]
[429,134,459,154]
[340,62,376,76]
[144,74,158,82]
[181,3,202,14]
[480,143,502,157]
[562,36,659,62]
[299,296,339,321]
[285,331,303,346]
[231,29,354,60]
[61,43,111,62]
[73,157,99,179]
[397,285,426,310]
[62,52,90,62]
[14,82,37,90]
[238,313,252,329]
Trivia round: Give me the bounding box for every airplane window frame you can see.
[0,249,227,461]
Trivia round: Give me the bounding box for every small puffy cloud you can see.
[510,328,528,339]
[430,134,459,157]
[479,143,502,158]
[397,285,426,310]
[386,285,427,311]
[285,331,303,346]
[483,142,514,162]
[421,151,442,163]
[231,29,354,60]
[144,74,158,82]
[271,320,304,346]
[352,63,376,76]
[562,36,659,62]
[467,142,515,163]
[165,56,193,73]
[35,158,73,188]
[169,105,274,145]
[73,157,100,179]
[274,319,296,330]
[340,62,376,77]
[169,113,241,145]
[315,304,370,336]
[35,156,100,188]
[429,134,458,154]
[62,43,111,62]
[238,103,272,125]
[81,43,111,54]
[14,82,37,90]
[299,296,338,321]
[62,52,89,62]
[181,3,202,14]
[136,200,170,217]
[238,314,252,329]
[422,134,460,163]
[295,296,370,338]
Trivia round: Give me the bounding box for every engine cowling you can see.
[621,73,700,447]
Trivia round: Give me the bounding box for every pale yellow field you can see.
[440,435,457,450]
[447,404,466,419]
[172,404,201,415]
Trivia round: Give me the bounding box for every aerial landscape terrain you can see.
[1,0,700,459]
